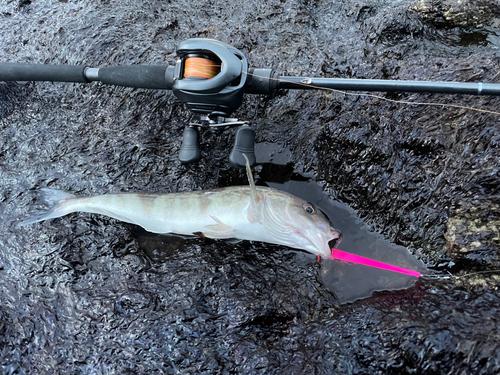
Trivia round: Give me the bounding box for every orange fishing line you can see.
[184,57,220,79]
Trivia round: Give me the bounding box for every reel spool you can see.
[183,55,220,80]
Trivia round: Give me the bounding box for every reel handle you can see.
[179,126,201,164]
[229,126,256,168]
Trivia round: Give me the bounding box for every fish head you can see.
[263,191,342,258]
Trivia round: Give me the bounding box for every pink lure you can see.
[330,248,421,277]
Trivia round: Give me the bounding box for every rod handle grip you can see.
[0,63,88,83]
[97,65,173,89]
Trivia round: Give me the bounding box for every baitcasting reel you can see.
[1,38,500,167]
[168,39,267,167]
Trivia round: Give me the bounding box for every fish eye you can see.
[303,202,316,214]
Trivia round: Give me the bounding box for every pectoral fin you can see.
[204,215,234,238]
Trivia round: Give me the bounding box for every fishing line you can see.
[416,270,500,286]
[327,251,500,281]
[180,59,498,278]
[453,269,500,279]
[182,58,500,115]
[248,71,500,116]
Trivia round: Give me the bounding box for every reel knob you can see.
[179,126,201,164]
[229,126,256,168]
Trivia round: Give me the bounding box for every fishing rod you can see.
[4,39,436,277]
[2,38,500,168]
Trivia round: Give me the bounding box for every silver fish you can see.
[22,157,341,258]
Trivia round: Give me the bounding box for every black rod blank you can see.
[277,76,500,96]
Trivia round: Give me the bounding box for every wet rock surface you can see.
[414,0,500,29]
[0,0,499,373]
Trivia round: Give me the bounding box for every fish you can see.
[22,156,341,258]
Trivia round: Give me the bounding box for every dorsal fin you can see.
[243,154,258,203]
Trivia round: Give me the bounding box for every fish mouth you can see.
[328,227,342,251]
[328,235,342,249]
[292,226,342,258]
[314,227,342,258]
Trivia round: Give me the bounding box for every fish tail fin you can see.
[20,188,76,225]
